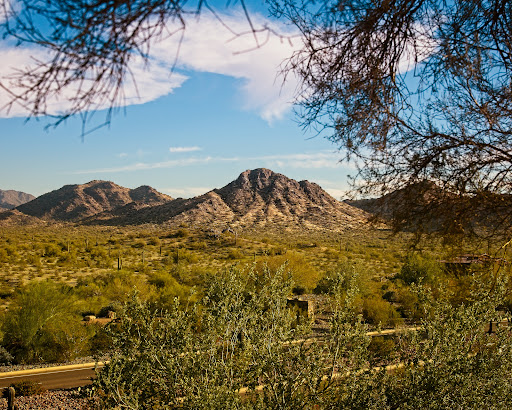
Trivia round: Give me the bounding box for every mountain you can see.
[87,169,370,232]
[16,180,172,221]
[0,189,35,210]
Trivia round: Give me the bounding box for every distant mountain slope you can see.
[87,169,370,232]
[346,181,443,215]
[0,209,43,227]
[16,180,172,221]
[0,189,35,210]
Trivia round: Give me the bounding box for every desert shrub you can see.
[147,236,161,247]
[26,253,42,267]
[255,251,320,292]
[171,248,198,264]
[75,271,157,309]
[0,248,8,263]
[368,336,396,365]
[89,325,113,355]
[0,283,13,299]
[0,346,13,365]
[132,240,145,249]
[226,248,243,259]
[8,380,45,396]
[362,297,402,328]
[395,287,424,321]
[43,243,61,257]
[94,265,363,409]
[268,246,287,256]
[175,228,189,238]
[323,248,340,259]
[190,241,207,250]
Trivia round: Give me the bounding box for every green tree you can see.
[1,280,90,363]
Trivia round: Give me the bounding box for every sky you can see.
[0,1,354,200]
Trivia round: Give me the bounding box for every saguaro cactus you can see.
[7,386,16,410]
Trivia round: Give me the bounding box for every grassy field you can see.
[0,224,410,291]
[0,223,510,367]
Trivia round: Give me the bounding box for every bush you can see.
[226,248,243,259]
[362,297,402,328]
[91,266,512,409]
[175,228,189,238]
[0,346,13,365]
[147,236,161,247]
[396,254,441,285]
[8,380,45,396]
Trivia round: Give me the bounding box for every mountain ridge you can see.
[16,180,172,222]
[0,189,35,210]
[8,169,371,232]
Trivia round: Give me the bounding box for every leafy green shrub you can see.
[1,280,90,363]
[396,254,442,285]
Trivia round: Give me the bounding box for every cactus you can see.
[7,386,16,410]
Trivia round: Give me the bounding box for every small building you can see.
[439,254,506,276]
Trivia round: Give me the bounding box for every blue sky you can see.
[0,2,354,199]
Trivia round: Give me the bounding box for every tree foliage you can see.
[268,0,512,236]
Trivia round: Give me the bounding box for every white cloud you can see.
[0,47,188,117]
[156,13,301,122]
[72,156,217,174]
[0,10,300,121]
[169,146,202,153]
[117,152,128,158]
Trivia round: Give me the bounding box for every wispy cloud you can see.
[72,151,343,174]
[255,152,342,169]
[0,10,300,121]
[72,156,217,174]
[161,186,212,198]
[157,12,301,122]
[169,146,202,153]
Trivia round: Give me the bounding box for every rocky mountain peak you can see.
[129,185,172,203]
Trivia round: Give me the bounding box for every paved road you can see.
[0,364,101,390]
